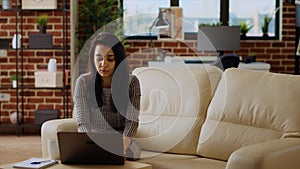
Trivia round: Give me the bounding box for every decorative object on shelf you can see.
[36,14,49,34]
[0,38,10,49]
[29,34,53,49]
[22,0,57,10]
[47,58,57,72]
[242,52,257,63]
[9,112,22,124]
[2,0,11,10]
[157,7,183,41]
[34,109,60,126]
[34,71,63,88]
[12,34,22,49]
[240,21,253,39]
[10,75,20,88]
[29,14,52,48]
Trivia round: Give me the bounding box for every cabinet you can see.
[0,0,69,135]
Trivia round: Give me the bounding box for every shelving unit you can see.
[0,0,69,135]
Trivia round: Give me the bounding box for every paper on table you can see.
[12,158,58,169]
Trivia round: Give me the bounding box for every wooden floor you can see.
[0,134,42,165]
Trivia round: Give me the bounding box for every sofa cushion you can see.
[132,66,222,156]
[139,151,226,169]
[198,68,300,161]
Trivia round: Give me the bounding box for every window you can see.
[229,0,279,37]
[122,0,280,39]
[180,0,220,33]
[122,0,169,37]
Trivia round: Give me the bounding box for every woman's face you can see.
[94,44,116,78]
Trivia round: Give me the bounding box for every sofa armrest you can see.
[41,118,77,157]
[226,138,300,169]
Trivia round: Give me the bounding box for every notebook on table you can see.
[12,158,58,169]
[57,132,124,165]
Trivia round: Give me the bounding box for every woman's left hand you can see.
[123,136,131,155]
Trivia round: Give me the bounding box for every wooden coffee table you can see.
[0,161,152,169]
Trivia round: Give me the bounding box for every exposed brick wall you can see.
[0,0,71,124]
[126,2,298,74]
[0,1,297,126]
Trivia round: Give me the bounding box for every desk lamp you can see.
[149,8,169,60]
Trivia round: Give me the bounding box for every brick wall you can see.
[0,0,71,124]
[0,1,297,125]
[126,2,298,74]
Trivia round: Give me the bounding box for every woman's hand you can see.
[123,136,131,155]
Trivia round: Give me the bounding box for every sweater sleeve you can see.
[73,75,91,132]
[123,75,141,137]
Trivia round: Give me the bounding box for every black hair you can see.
[88,32,129,112]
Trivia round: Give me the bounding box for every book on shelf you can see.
[12,158,58,169]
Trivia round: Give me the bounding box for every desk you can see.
[0,161,152,169]
[149,57,270,72]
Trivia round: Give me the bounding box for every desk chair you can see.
[211,54,240,71]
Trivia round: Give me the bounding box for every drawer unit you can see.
[35,71,63,88]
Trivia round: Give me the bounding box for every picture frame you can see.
[22,0,57,10]
[158,7,184,41]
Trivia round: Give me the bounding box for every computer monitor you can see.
[197,26,240,54]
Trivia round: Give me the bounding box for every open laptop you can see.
[57,132,124,165]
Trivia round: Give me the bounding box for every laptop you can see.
[57,132,125,165]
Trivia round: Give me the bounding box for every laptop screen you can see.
[57,132,124,165]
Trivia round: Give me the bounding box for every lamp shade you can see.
[155,12,169,29]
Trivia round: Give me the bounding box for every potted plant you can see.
[10,75,20,88]
[240,21,253,39]
[261,15,273,38]
[36,14,49,34]
[199,22,223,27]
[76,0,123,53]
[261,7,279,38]
[29,14,52,48]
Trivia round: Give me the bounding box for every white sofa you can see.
[41,65,300,169]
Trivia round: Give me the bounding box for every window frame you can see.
[122,0,281,40]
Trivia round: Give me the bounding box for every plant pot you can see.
[12,80,17,88]
[39,26,47,34]
[240,34,247,40]
[263,33,269,38]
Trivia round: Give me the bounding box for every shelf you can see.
[0,0,69,136]
[0,85,70,90]
[0,85,15,89]
[5,47,65,50]
[0,123,19,128]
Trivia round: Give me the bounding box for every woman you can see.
[73,32,141,160]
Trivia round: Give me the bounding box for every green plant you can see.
[36,14,49,27]
[76,0,123,53]
[10,75,20,82]
[199,22,223,27]
[261,15,273,34]
[248,52,256,57]
[240,21,253,35]
[261,7,279,35]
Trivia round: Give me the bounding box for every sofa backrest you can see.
[132,65,222,157]
[197,68,300,161]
